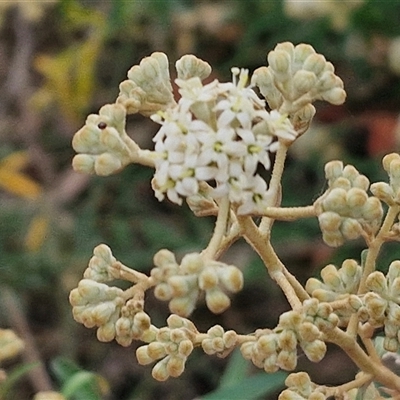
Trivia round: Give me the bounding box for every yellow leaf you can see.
[25,215,49,252]
[0,167,42,200]
[0,151,29,171]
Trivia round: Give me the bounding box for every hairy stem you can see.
[257,205,317,220]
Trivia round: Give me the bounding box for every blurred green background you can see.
[1,0,400,398]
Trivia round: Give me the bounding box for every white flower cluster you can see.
[136,314,197,381]
[316,161,383,247]
[151,67,297,213]
[359,261,400,352]
[201,324,237,355]
[241,299,337,373]
[151,249,243,317]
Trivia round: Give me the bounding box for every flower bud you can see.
[303,53,327,75]
[167,355,186,378]
[278,330,297,351]
[152,358,169,381]
[383,153,400,172]
[366,271,387,293]
[325,160,343,181]
[72,154,96,174]
[302,339,326,362]
[180,252,204,274]
[370,182,394,204]
[320,264,341,289]
[175,55,212,80]
[322,188,347,212]
[205,288,231,314]
[277,350,297,371]
[292,70,317,95]
[268,50,291,77]
[218,265,244,292]
[95,153,122,176]
[341,218,362,240]
[199,267,219,290]
[384,336,399,352]
[169,296,196,317]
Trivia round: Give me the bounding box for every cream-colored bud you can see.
[320,264,341,289]
[285,371,312,393]
[346,187,368,208]
[325,160,343,181]
[263,353,279,373]
[322,231,344,247]
[389,260,400,281]
[342,165,360,182]
[364,292,387,320]
[257,334,277,356]
[223,331,237,348]
[218,265,244,292]
[384,336,399,352]
[310,288,336,302]
[366,271,387,293]
[240,342,254,360]
[167,355,186,378]
[72,154,96,174]
[340,259,361,284]
[147,341,167,360]
[385,320,398,337]
[180,252,204,274]
[268,50,291,76]
[278,390,302,400]
[133,312,151,331]
[322,188,347,212]
[207,324,224,337]
[170,328,186,344]
[279,310,302,329]
[95,153,122,176]
[302,339,326,362]
[292,70,317,95]
[305,278,324,296]
[309,393,325,400]
[199,267,219,290]
[0,329,24,362]
[348,295,363,311]
[294,43,315,63]
[318,211,341,232]
[152,358,169,381]
[383,153,400,172]
[277,350,297,371]
[352,174,370,191]
[153,249,177,269]
[169,295,196,317]
[321,87,346,105]
[178,339,193,357]
[33,392,66,400]
[278,330,297,351]
[168,275,194,297]
[370,182,394,204]
[298,322,320,342]
[303,53,327,75]
[154,283,173,301]
[136,345,154,365]
[175,55,212,81]
[362,196,383,222]
[341,218,362,240]
[97,322,116,342]
[205,288,230,314]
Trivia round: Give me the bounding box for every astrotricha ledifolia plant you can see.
[69,42,400,399]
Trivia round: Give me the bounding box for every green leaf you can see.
[0,362,39,399]
[218,349,249,389]
[61,371,101,399]
[200,371,287,400]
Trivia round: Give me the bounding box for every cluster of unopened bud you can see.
[370,153,400,206]
[83,244,117,282]
[252,42,346,134]
[151,249,243,317]
[306,259,362,326]
[69,278,152,345]
[279,372,326,400]
[358,261,400,351]
[136,315,197,381]
[0,329,24,363]
[72,103,140,176]
[201,325,237,356]
[315,160,383,247]
[241,300,335,373]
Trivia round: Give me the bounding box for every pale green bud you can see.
[305,278,324,296]
[175,55,211,81]
[388,260,400,282]
[168,275,195,297]
[321,87,346,105]
[154,282,173,301]
[361,197,383,222]
[340,259,361,288]
[294,43,315,63]
[205,288,230,314]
